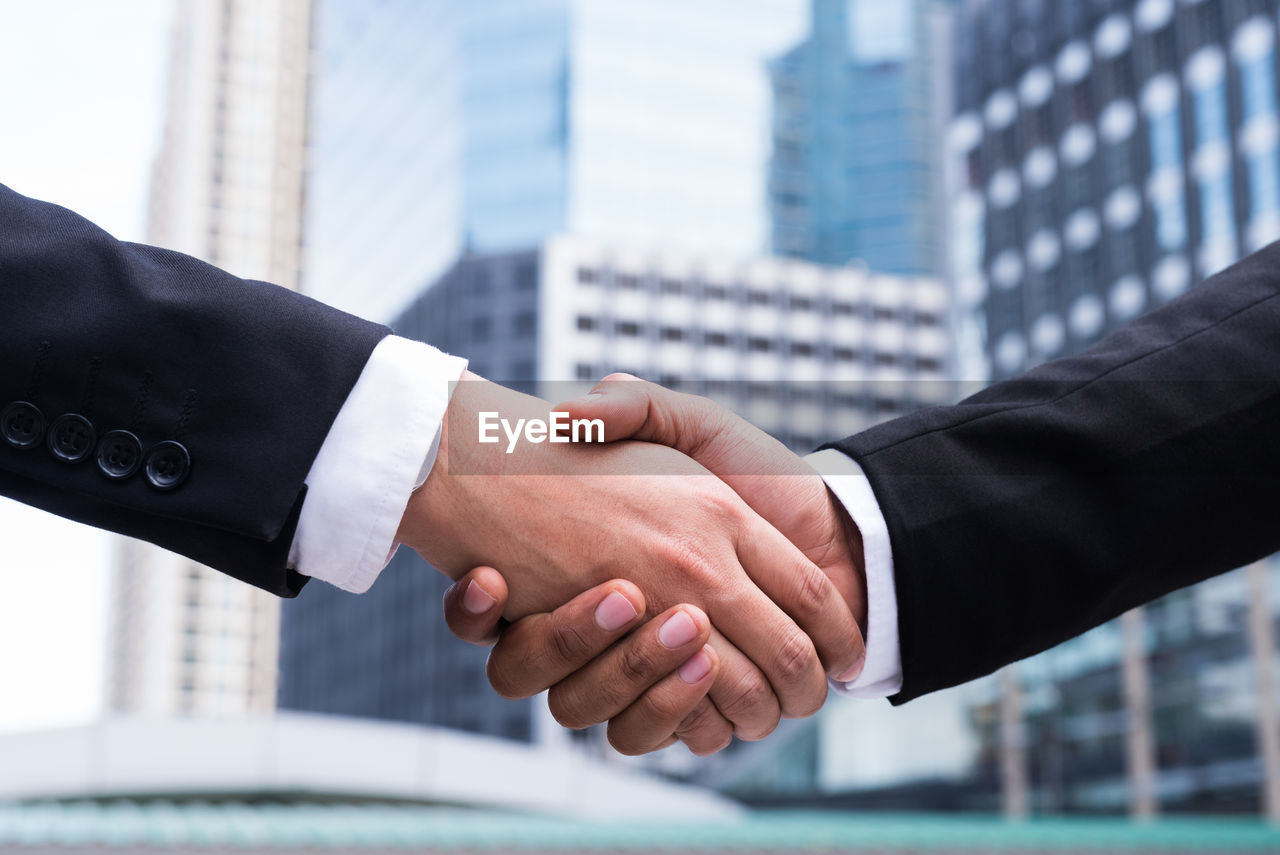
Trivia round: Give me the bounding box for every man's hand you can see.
[440,376,869,755]
[397,373,864,735]
[559,375,867,630]
[444,567,729,755]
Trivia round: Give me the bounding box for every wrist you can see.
[395,370,477,570]
[824,488,868,630]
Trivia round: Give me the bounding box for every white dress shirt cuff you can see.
[289,335,467,593]
[804,448,904,699]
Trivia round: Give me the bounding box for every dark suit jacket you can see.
[0,183,387,596]
[828,244,1280,703]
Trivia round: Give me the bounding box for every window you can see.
[514,263,537,291]
[1148,98,1188,252]
[577,267,598,284]
[705,331,730,347]
[874,352,899,367]
[834,392,861,408]
[660,326,686,342]
[617,273,641,290]
[913,312,940,327]
[789,296,813,311]
[1192,79,1229,147]
[915,357,943,372]
[706,284,729,300]
[513,312,536,336]
[659,278,684,294]
[833,347,858,362]
[616,321,642,337]
[832,302,860,317]
[576,363,595,380]
[576,315,597,332]
[1190,76,1236,245]
[1240,46,1280,221]
[790,342,815,357]
[1148,104,1182,171]
[747,336,773,352]
[873,307,896,321]
[791,387,817,403]
[1247,149,1280,222]
[747,290,772,306]
[1241,50,1278,123]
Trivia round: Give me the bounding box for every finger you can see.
[554,373,659,443]
[549,605,711,729]
[736,517,867,684]
[704,627,780,741]
[674,696,735,756]
[443,567,509,646]
[487,580,645,699]
[708,561,830,720]
[558,374,812,486]
[606,645,720,755]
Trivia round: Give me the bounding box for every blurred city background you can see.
[3,0,1280,851]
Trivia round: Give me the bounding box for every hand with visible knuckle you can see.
[412,377,870,755]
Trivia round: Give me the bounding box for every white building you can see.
[108,0,313,717]
[536,236,953,444]
[0,714,739,820]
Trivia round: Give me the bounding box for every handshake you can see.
[395,372,868,757]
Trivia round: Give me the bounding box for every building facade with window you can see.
[278,235,951,760]
[944,0,1280,815]
[948,0,1280,380]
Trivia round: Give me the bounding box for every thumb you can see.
[556,375,804,479]
[554,373,703,446]
[557,373,739,458]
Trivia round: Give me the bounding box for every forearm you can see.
[830,243,1280,702]
[0,183,387,593]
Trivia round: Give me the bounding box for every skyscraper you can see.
[767,0,951,274]
[945,0,1280,814]
[107,0,313,717]
[302,0,809,323]
[948,0,1280,381]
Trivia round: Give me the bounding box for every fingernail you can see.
[835,654,866,684]
[463,580,497,615]
[595,591,638,631]
[679,650,713,684]
[658,610,699,648]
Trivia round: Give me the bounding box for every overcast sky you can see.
[0,0,170,733]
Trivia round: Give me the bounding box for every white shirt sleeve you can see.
[288,335,467,593]
[804,448,904,699]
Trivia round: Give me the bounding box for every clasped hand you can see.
[395,373,867,756]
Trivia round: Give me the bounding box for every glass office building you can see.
[303,0,807,323]
[769,0,949,275]
[943,0,1280,814]
[948,0,1280,380]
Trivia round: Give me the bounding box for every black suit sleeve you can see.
[825,242,1280,703]
[0,183,389,596]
